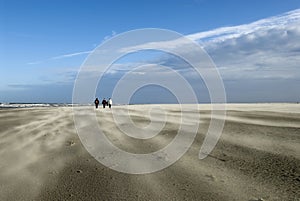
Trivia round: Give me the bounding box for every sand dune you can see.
[0,104,299,201]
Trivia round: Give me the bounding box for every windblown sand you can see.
[0,104,299,201]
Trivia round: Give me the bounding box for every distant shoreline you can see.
[0,102,299,109]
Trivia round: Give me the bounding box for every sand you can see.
[0,104,299,201]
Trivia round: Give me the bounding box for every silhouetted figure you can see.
[94,98,99,109]
[102,98,107,108]
[108,98,112,109]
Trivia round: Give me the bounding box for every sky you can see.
[1,0,300,103]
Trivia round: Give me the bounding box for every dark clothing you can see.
[94,98,99,109]
[102,99,107,108]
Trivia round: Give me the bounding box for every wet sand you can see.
[0,104,299,201]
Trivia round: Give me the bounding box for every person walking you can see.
[94,98,99,109]
[102,98,107,108]
[108,98,112,109]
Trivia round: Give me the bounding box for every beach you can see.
[0,104,299,201]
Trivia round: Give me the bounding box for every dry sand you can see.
[0,104,299,201]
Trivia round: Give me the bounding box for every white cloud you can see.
[27,30,118,65]
[187,9,300,43]
[51,50,92,60]
[149,9,300,81]
[27,50,92,65]
[114,9,300,83]
[205,22,300,80]
[27,61,43,65]
[102,30,117,42]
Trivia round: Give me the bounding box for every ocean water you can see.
[0,103,91,108]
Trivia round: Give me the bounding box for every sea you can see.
[0,103,91,108]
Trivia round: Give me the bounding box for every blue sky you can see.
[1,0,300,103]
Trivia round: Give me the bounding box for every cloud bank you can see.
[192,9,300,82]
[101,9,300,103]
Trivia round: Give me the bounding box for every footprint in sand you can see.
[67,140,75,146]
[205,174,216,181]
